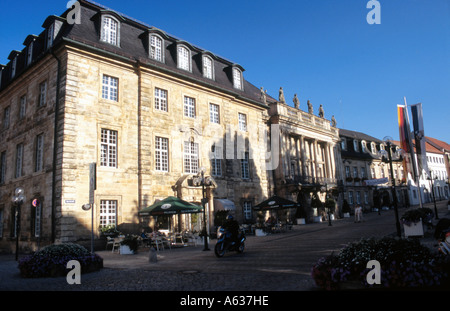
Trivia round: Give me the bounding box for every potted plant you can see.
[342,200,351,218]
[311,194,323,222]
[401,208,433,238]
[255,212,267,236]
[99,224,121,237]
[448,200,450,211]
[295,205,307,225]
[120,235,138,254]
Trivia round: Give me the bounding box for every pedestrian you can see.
[354,205,363,223]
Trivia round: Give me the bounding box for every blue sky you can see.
[1,0,449,143]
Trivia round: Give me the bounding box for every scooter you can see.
[214,226,246,258]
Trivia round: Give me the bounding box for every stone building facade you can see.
[0,0,271,252]
[266,96,341,222]
[338,129,408,214]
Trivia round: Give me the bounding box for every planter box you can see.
[296,218,306,225]
[343,212,350,218]
[403,219,424,238]
[119,245,135,255]
[313,216,322,223]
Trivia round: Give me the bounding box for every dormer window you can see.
[233,67,243,90]
[47,23,55,48]
[42,16,64,50]
[202,55,214,80]
[101,16,120,46]
[341,138,347,151]
[177,45,191,71]
[353,140,359,152]
[150,35,163,62]
[361,140,367,153]
[371,142,376,154]
[27,42,34,66]
[11,57,17,79]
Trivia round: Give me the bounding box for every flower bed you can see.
[400,208,434,226]
[311,237,450,290]
[18,243,103,278]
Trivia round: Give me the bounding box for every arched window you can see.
[150,35,163,62]
[101,16,120,46]
[202,55,214,79]
[233,67,243,90]
[177,45,191,71]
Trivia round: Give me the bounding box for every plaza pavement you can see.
[0,200,449,292]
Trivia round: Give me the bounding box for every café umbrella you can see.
[253,195,300,211]
[138,196,203,216]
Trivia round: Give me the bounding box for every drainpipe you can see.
[50,50,62,244]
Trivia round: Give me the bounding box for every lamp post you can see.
[199,167,211,251]
[12,187,26,261]
[427,170,439,220]
[379,137,402,238]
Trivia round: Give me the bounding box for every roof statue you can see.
[307,100,313,114]
[318,104,324,118]
[293,93,300,109]
[279,87,286,103]
[260,87,267,104]
[331,115,337,127]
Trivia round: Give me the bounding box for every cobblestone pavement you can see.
[1,201,448,292]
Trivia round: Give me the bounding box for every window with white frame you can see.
[238,113,247,131]
[241,152,250,179]
[19,95,26,120]
[211,144,222,176]
[371,142,376,154]
[47,23,54,48]
[353,167,358,178]
[353,140,359,152]
[203,55,213,79]
[0,151,6,184]
[243,201,252,221]
[345,166,351,178]
[361,141,367,153]
[155,136,169,172]
[102,75,118,101]
[27,42,34,66]
[101,16,119,46]
[209,103,219,124]
[3,106,10,130]
[361,167,366,179]
[348,191,354,204]
[38,81,47,107]
[233,67,242,90]
[371,167,376,178]
[356,191,361,204]
[15,143,23,178]
[150,35,163,62]
[341,139,347,151]
[364,191,369,204]
[100,129,118,168]
[11,57,17,79]
[154,88,168,112]
[184,141,199,174]
[184,96,195,118]
[99,200,117,228]
[177,46,190,71]
[35,134,44,172]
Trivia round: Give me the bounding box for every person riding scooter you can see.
[222,215,239,245]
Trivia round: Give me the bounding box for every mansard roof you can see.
[0,0,267,107]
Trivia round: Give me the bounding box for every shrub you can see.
[401,208,434,226]
[311,237,450,290]
[18,243,103,278]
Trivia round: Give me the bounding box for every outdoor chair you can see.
[105,236,114,250]
[151,237,165,251]
[112,237,122,253]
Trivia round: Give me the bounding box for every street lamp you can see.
[199,167,213,251]
[378,137,402,238]
[12,187,26,261]
[427,170,439,220]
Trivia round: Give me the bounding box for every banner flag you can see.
[397,104,413,177]
[410,103,428,178]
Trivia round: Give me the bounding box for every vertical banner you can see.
[397,104,413,177]
[410,103,428,178]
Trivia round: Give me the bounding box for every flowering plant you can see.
[311,237,450,290]
[400,208,434,226]
[18,243,103,278]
